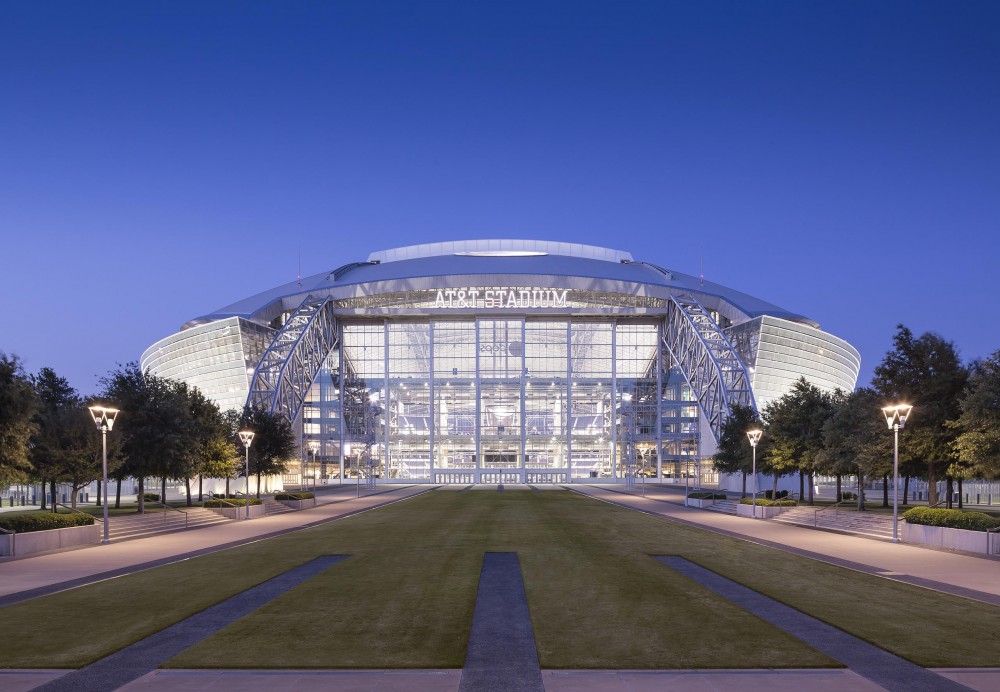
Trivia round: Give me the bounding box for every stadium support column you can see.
[429,322,435,483]
[520,320,527,484]
[566,321,572,483]
[610,320,617,481]
[475,318,481,483]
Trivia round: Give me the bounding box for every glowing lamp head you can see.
[238,430,255,448]
[881,404,913,430]
[746,429,763,447]
[88,406,120,432]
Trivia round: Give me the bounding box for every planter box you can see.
[736,504,784,519]
[0,523,101,558]
[686,498,715,508]
[207,503,266,520]
[278,498,316,510]
[903,522,1000,555]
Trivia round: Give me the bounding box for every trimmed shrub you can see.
[203,498,262,508]
[0,512,95,533]
[764,489,789,500]
[841,491,856,501]
[687,491,727,500]
[275,492,315,501]
[903,506,1000,532]
[739,498,797,507]
[142,493,160,502]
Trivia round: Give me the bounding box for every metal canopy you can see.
[247,295,338,425]
[663,294,757,443]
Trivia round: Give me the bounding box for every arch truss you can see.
[247,295,338,424]
[663,294,757,443]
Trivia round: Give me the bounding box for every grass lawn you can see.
[0,489,997,670]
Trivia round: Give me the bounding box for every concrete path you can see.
[0,484,431,604]
[568,484,1000,604]
[459,552,544,692]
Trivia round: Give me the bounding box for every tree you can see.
[872,325,968,506]
[200,434,242,498]
[101,363,194,513]
[240,406,296,496]
[818,388,892,509]
[712,404,762,497]
[0,353,38,486]
[760,378,833,503]
[952,350,1000,481]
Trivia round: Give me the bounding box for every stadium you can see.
[141,240,860,486]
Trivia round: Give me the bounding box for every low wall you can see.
[687,498,715,508]
[0,523,101,558]
[902,523,999,555]
[278,498,317,510]
[736,504,784,519]
[207,504,266,520]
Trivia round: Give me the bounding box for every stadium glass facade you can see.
[142,240,861,485]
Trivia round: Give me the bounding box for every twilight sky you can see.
[1,1,997,395]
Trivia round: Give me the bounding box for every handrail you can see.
[207,492,238,508]
[814,500,847,526]
[55,502,102,524]
[148,499,189,530]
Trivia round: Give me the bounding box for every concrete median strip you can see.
[459,552,543,692]
[30,555,347,692]
[656,556,972,692]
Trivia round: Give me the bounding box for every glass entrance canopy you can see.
[302,318,700,483]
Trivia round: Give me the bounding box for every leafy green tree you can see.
[101,363,193,513]
[818,387,892,509]
[761,378,833,503]
[952,350,1000,481]
[872,325,968,506]
[200,434,242,498]
[240,406,296,497]
[0,353,38,486]
[712,404,762,497]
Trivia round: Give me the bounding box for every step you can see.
[106,508,233,542]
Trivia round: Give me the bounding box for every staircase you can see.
[704,500,739,515]
[771,505,897,539]
[263,497,296,516]
[106,507,233,542]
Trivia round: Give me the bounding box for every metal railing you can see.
[813,500,847,527]
[147,500,189,530]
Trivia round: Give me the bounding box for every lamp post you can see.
[881,404,913,543]
[88,406,119,544]
[238,430,255,519]
[308,440,319,493]
[747,429,763,519]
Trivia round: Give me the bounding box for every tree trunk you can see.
[40,478,47,510]
[741,471,746,498]
[70,484,78,509]
[903,475,910,506]
[946,476,954,509]
[225,476,230,497]
[185,477,193,507]
[772,472,779,499]
[808,472,814,505]
[50,479,58,513]
[115,477,122,509]
[198,476,203,502]
[835,474,842,502]
[928,462,938,506]
[882,474,889,508]
[799,471,805,501]
[857,473,865,511]
[96,478,102,507]
[138,477,145,514]
[958,478,964,509]
[161,477,167,505]
[256,472,262,498]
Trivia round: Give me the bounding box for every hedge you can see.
[0,512,96,533]
[203,498,262,508]
[142,493,160,502]
[903,506,1000,532]
[274,492,315,501]
[739,498,797,507]
[687,491,727,500]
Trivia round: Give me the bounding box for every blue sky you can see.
[1,1,997,394]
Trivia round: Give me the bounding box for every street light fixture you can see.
[238,430,255,519]
[881,404,913,543]
[747,429,763,519]
[88,405,119,544]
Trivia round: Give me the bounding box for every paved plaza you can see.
[2,484,999,691]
